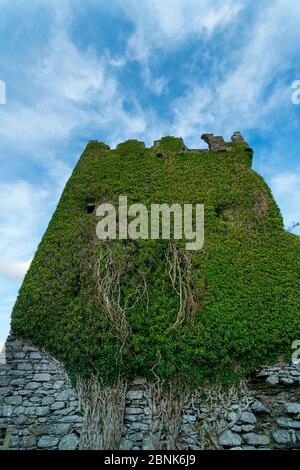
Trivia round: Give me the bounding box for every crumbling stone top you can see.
[231,132,246,143]
[153,132,248,153]
[201,134,228,152]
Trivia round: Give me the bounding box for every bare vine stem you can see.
[77,375,127,450]
[165,242,201,328]
[94,244,149,355]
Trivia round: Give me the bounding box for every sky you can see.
[0,0,300,346]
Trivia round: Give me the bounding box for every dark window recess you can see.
[215,204,225,218]
[86,203,96,214]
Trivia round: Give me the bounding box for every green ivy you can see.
[11,138,300,387]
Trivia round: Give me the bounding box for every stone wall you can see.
[218,365,300,450]
[1,334,300,450]
[0,334,83,450]
[120,379,150,450]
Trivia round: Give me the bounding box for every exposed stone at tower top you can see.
[201,134,227,152]
[153,132,248,153]
[231,131,246,143]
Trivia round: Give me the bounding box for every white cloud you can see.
[122,0,244,62]
[172,86,216,146]
[169,0,300,146]
[37,27,113,104]
[0,0,247,155]
[0,261,31,280]
[0,181,50,267]
[0,9,150,152]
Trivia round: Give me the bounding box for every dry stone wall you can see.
[1,334,300,450]
[0,334,83,450]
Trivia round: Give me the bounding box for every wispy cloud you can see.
[0,38,144,150]
[0,261,31,280]
[113,0,245,102]
[121,0,244,62]
[169,0,300,145]
[0,181,49,266]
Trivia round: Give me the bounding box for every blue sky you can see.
[0,0,300,346]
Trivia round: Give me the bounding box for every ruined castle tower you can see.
[1,133,300,450]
